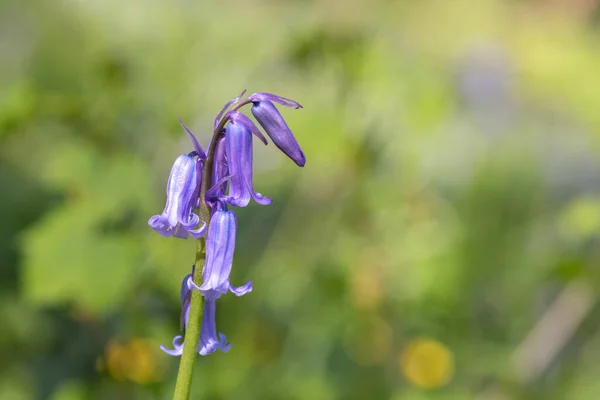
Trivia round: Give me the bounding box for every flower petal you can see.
[198,299,230,355]
[180,212,200,230]
[229,280,253,297]
[248,92,302,109]
[197,210,237,300]
[180,273,192,308]
[225,120,272,207]
[186,221,207,239]
[148,215,173,237]
[180,273,193,330]
[250,100,305,167]
[229,111,268,145]
[173,226,189,239]
[217,333,231,353]
[160,335,184,356]
[206,136,229,204]
[149,154,203,239]
[206,175,232,206]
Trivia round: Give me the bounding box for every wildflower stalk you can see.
[172,236,206,400]
[172,100,249,400]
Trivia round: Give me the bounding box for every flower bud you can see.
[248,92,305,167]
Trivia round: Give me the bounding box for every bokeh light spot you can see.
[102,338,165,384]
[400,337,454,389]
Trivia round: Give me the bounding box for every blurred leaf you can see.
[49,381,85,400]
[0,81,36,140]
[21,145,153,311]
[558,197,600,241]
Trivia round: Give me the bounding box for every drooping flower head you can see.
[148,120,207,239]
[148,153,206,239]
[248,92,305,167]
[160,271,230,356]
[188,209,252,300]
[155,91,305,362]
[223,111,271,207]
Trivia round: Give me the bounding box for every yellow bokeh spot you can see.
[102,338,164,384]
[400,337,454,389]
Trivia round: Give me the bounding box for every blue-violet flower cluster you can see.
[150,91,304,356]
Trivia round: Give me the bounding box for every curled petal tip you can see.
[160,336,184,356]
[148,215,160,228]
[252,192,272,205]
[180,213,200,230]
[148,215,173,238]
[218,334,231,353]
[229,281,253,297]
[187,221,207,238]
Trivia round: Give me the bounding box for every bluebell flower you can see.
[155,92,304,362]
[207,136,229,205]
[148,154,206,239]
[160,272,231,356]
[224,111,271,207]
[188,209,252,300]
[248,92,305,167]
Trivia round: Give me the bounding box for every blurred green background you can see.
[2,0,600,399]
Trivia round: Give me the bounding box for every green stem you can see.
[172,237,206,400]
[171,98,250,400]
